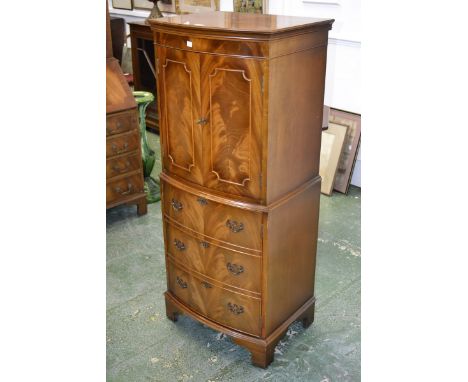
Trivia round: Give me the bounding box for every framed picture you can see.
[112,0,133,10]
[134,0,176,13]
[329,109,361,194]
[233,0,268,13]
[319,122,347,196]
[175,0,219,13]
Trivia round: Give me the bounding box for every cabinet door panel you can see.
[157,47,203,185]
[200,55,264,201]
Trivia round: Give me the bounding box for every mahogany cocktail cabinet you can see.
[149,11,333,368]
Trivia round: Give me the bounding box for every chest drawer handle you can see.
[227,263,244,275]
[176,276,188,289]
[226,219,244,233]
[111,142,129,154]
[114,183,134,196]
[201,281,212,289]
[197,197,208,206]
[200,241,210,248]
[227,302,244,315]
[174,239,186,251]
[112,160,131,174]
[196,117,208,126]
[171,198,183,211]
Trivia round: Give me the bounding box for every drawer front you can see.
[155,32,267,58]
[167,260,261,336]
[106,173,144,204]
[107,110,138,136]
[106,152,141,179]
[166,222,261,293]
[106,130,140,158]
[162,180,263,251]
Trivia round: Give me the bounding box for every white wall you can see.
[268,0,361,187]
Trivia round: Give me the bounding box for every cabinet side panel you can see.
[264,180,320,336]
[266,44,328,203]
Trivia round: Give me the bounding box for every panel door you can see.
[200,55,265,201]
[157,47,203,186]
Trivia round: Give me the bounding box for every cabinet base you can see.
[164,291,315,368]
[107,193,147,216]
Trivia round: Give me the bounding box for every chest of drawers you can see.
[106,57,147,215]
[150,11,333,368]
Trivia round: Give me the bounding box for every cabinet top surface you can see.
[148,11,333,36]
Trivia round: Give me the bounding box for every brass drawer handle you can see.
[226,263,244,276]
[197,197,208,206]
[227,302,244,315]
[200,241,210,248]
[112,160,131,174]
[174,239,186,251]
[171,198,183,211]
[226,219,244,233]
[176,276,187,289]
[114,182,133,196]
[196,117,208,125]
[111,142,129,154]
[201,281,212,289]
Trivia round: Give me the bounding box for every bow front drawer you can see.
[167,259,261,337]
[165,222,261,293]
[162,179,263,252]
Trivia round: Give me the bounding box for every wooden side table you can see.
[128,21,159,134]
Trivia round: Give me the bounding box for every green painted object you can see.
[133,91,160,203]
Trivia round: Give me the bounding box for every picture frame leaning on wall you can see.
[319,122,348,196]
[134,0,177,13]
[112,0,133,10]
[329,109,361,194]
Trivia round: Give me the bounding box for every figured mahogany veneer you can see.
[106,3,146,215]
[150,11,333,367]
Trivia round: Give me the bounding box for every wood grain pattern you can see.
[202,54,264,200]
[266,45,328,203]
[106,173,145,204]
[165,221,262,293]
[155,31,268,58]
[167,259,262,336]
[162,178,263,251]
[149,11,333,39]
[263,177,321,336]
[106,151,141,178]
[106,130,141,158]
[106,58,137,114]
[157,47,204,186]
[151,11,333,368]
[106,110,138,136]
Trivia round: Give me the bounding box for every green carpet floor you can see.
[107,134,361,381]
